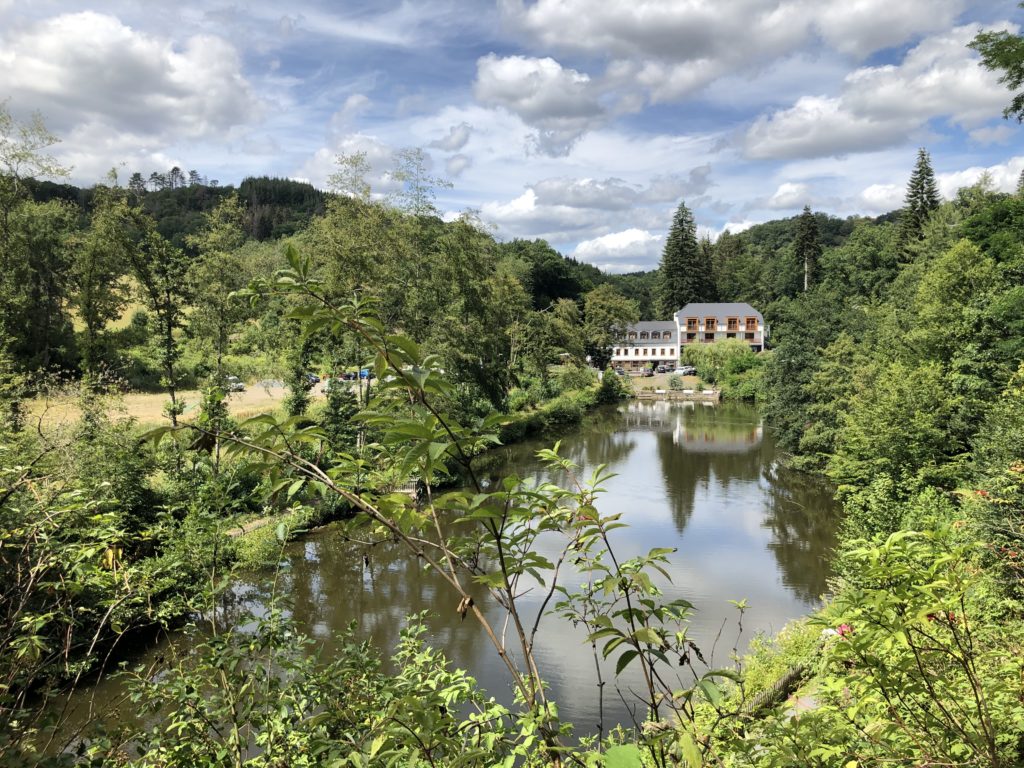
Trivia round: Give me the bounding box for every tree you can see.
[127,172,147,196]
[126,224,191,425]
[899,148,941,245]
[186,194,250,377]
[0,105,68,244]
[656,200,710,316]
[583,283,639,369]
[971,15,1024,122]
[794,205,822,291]
[71,186,132,372]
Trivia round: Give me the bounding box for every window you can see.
[663,331,671,340]
[745,332,755,340]
[704,332,715,342]
[634,348,640,356]
[640,331,648,340]
[727,333,736,339]
[745,317,758,330]
[686,318,698,331]
[650,331,660,340]
[628,332,637,340]
[704,317,716,331]
[727,317,739,331]
[613,348,619,356]
[686,332,696,341]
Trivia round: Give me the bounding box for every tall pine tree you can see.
[794,205,822,291]
[657,201,711,317]
[899,148,940,245]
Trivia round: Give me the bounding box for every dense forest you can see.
[3,25,1024,764]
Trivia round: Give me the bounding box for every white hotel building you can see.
[611,302,767,373]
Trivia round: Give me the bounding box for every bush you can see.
[596,368,629,403]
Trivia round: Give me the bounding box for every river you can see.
[59,400,839,740]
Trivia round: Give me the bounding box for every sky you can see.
[1,0,1022,273]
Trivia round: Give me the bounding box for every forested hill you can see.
[24,175,325,246]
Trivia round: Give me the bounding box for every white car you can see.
[673,366,696,376]
[224,375,246,392]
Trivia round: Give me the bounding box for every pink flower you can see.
[837,623,853,639]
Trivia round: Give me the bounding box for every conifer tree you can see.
[794,205,822,291]
[1017,168,1024,197]
[899,148,941,244]
[657,201,708,317]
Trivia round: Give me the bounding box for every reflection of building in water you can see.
[620,401,764,453]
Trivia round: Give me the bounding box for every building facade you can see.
[610,320,678,372]
[610,302,766,372]
[674,302,766,352]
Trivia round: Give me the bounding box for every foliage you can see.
[681,339,757,386]
[971,11,1024,123]
[656,200,712,316]
[899,148,941,246]
[583,284,639,369]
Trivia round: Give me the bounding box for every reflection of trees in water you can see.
[482,406,639,491]
[760,462,840,603]
[263,532,490,672]
[651,404,769,534]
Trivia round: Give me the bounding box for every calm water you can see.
[60,401,839,739]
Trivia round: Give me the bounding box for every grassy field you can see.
[624,372,704,390]
[28,381,329,428]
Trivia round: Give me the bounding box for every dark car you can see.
[655,365,667,374]
[614,367,626,376]
[303,372,321,385]
[340,371,357,381]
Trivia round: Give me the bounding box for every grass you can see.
[28,381,327,428]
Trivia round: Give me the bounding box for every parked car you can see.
[340,371,357,381]
[614,367,626,376]
[224,375,245,392]
[673,365,697,376]
[358,368,375,380]
[303,372,321,386]
[642,369,654,377]
[655,365,667,374]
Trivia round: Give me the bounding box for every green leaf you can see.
[697,678,723,707]
[604,744,643,768]
[679,732,702,767]
[615,650,639,675]
[633,627,662,645]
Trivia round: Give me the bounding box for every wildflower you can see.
[836,623,853,639]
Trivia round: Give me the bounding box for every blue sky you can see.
[1,0,1021,271]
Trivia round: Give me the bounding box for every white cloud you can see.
[858,183,904,213]
[429,122,473,152]
[763,181,812,209]
[813,0,967,57]
[744,24,1013,160]
[503,0,970,107]
[473,53,604,156]
[532,177,639,210]
[0,12,259,142]
[969,124,1016,145]
[327,94,371,136]
[937,155,1024,198]
[572,228,664,273]
[445,153,472,177]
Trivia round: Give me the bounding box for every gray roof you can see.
[625,321,677,332]
[674,302,762,319]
